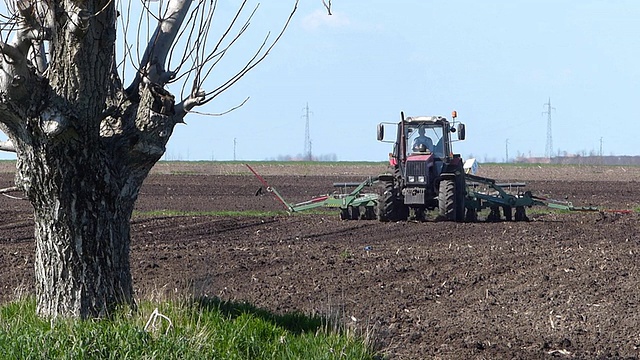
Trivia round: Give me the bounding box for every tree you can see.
[0,0,296,318]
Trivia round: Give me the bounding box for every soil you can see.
[1,162,640,359]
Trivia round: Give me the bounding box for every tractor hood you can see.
[406,153,434,162]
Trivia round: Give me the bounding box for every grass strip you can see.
[0,297,376,359]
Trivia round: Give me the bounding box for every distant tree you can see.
[0,0,297,318]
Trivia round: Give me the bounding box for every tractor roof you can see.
[404,115,448,124]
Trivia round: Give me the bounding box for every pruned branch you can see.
[0,139,15,152]
[125,0,193,95]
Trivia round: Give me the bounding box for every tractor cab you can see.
[377,112,465,167]
[405,117,448,159]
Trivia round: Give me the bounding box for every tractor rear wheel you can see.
[438,179,456,221]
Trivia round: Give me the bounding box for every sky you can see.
[3,0,640,162]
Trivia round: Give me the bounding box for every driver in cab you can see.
[412,126,433,153]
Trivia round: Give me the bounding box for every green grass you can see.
[0,297,377,359]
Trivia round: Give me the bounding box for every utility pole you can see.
[599,137,603,157]
[302,103,312,161]
[233,138,237,161]
[542,98,555,159]
[505,138,509,163]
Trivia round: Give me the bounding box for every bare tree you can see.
[0,0,296,318]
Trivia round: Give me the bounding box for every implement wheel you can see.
[515,206,529,222]
[503,206,513,221]
[465,208,478,222]
[348,206,360,220]
[364,206,376,220]
[487,206,501,222]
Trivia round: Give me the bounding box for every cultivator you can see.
[246,164,597,222]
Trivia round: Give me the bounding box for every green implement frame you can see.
[464,173,598,221]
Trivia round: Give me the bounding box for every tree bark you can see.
[30,155,137,318]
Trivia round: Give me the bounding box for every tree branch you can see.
[322,0,332,15]
[176,0,298,116]
[126,0,193,94]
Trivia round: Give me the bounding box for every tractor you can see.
[376,111,468,222]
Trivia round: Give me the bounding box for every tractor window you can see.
[407,125,444,157]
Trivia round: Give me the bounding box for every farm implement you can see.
[247,164,596,222]
[245,164,379,220]
[247,111,599,222]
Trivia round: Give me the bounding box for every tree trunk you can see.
[23,149,139,317]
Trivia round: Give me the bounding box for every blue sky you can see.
[166,0,639,162]
[4,1,640,162]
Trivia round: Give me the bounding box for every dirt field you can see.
[2,162,640,359]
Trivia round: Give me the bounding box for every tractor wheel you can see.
[340,208,349,220]
[438,179,456,221]
[377,181,397,222]
[377,180,408,221]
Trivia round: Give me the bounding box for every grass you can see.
[0,297,377,359]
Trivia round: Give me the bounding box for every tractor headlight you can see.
[408,176,415,183]
[418,176,425,183]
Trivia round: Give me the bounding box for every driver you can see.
[412,126,433,152]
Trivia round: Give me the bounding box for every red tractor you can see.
[376,111,468,222]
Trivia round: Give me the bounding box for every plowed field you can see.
[1,162,640,359]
